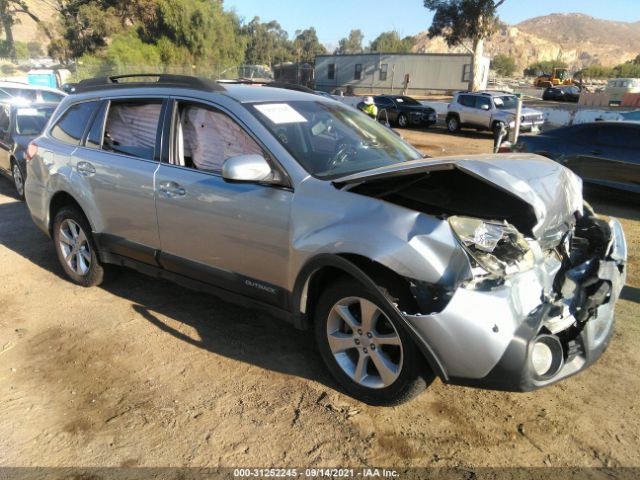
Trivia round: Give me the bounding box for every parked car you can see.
[0,81,66,103]
[360,95,437,128]
[512,121,640,194]
[0,101,58,199]
[25,74,626,405]
[542,85,581,102]
[446,91,544,134]
[605,78,640,105]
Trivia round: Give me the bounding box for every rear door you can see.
[0,104,11,172]
[455,94,476,125]
[579,124,640,192]
[469,96,492,129]
[65,98,166,263]
[154,99,292,307]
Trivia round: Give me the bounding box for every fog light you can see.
[530,335,564,380]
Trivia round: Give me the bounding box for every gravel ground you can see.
[0,127,638,470]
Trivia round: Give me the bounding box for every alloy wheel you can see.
[12,164,24,197]
[398,114,408,128]
[326,296,403,389]
[448,117,459,132]
[58,219,92,276]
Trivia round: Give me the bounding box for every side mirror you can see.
[480,104,490,111]
[222,154,279,184]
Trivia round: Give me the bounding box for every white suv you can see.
[446,91,544,134]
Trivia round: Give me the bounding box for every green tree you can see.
[369,31,413,53]
[0,0,39,62]
[613,62,640,78]
[424,0,505,91]
[577,64,613,79]
[336,29,364,54]
[293,27,326,63]
[490,54,516,76]
[242,17,293,65]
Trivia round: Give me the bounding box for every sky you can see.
[224,0,640,49]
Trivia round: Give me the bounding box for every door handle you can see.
[77,161,96,176]
[158,181,186,198]
[590,150,603,156]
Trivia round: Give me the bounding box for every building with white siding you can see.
[314,53,489,95]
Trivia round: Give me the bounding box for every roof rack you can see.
[75,74,225,93]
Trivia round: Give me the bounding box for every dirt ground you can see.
[1,126,639,470]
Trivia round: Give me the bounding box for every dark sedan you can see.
[512,121,640,193]
[542,85,581,102]
[364,95,437,128]
[0,101,57,199]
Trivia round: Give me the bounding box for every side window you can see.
[462,64,471,83]
[51,102,99,145]
[41,91,64,103]
[354,64,362,80]
[174,102,263,173]
[475,96,492,110]
[328,63,335,80]
[102,100,162,160]
[85,102,109,149]
[596,126,639,149]
[0,105,10,140]
[379,64,388,81]
[374,97,392,107]
[458,95,475,107]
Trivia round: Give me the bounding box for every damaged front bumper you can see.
[403,218,627,392]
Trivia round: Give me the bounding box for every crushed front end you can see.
[404,212,627,391]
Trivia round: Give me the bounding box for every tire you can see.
[52,206,110,287]
[446,115,460,133]
[397,113,408,128]
[11,160,25,201]
[314,278,429,405]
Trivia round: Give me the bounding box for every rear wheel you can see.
[314,279,428,405]
[52,207,110,287]
[11,161,25,200]
[446,115,460,133]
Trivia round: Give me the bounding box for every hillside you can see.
[412,13,640,72]
[10,0,57,47]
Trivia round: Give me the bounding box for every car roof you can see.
[0,81,63,93]
[67,82,332,105]
[455,90,514,97]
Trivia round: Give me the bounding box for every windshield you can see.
[493,95,519,110]
[248,100,422,179]
[15,106,55,135]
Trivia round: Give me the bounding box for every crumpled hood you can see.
[334,153,583,242]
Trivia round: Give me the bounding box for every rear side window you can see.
[596,125,640,149]
[85,102,109,149]
[51,101,99,145]
[41,91,64,103]
[458,95,475,107]
[103,100,162,160]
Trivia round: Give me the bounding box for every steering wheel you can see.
[328,143,357,170]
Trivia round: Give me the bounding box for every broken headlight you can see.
[449,216,535,276]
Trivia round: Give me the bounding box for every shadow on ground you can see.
[0,178,332,390]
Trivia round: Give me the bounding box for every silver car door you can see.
[155,100,292,307]
[71,99,165,263]
[0,104,11,171]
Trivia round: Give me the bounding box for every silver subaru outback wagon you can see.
[24,75,627,405]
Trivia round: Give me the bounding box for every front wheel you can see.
[52,207,111,287]
[397,113,408,128]
[314,279,429,405]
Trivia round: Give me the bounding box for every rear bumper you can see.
[403,218,627,392]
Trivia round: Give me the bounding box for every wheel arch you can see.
[48,190,94,236]
[291,253,448,380]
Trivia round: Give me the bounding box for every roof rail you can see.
[75,74,225,93]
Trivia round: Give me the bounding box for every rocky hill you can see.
[412,13,640,72]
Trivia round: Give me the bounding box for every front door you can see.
[154,100,292,307]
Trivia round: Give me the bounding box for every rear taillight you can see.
[25,142,38,162]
